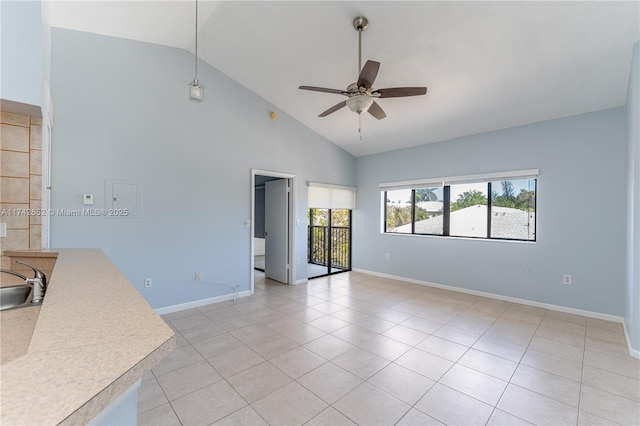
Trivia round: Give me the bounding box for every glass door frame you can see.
[307,208,352,279]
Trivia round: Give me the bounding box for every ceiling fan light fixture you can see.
[346,94,373,114]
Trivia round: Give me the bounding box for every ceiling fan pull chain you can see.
[359,113,363,140]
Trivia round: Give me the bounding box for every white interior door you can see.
[265,179,289,283]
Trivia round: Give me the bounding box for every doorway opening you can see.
[251,170,296,291]
[307,208,352,279]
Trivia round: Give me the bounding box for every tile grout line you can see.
[487,308,546,425]
[142,273,637,426]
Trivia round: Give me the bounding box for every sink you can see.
[0,286,33,311]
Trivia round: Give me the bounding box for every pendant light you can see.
[188,0,204,101]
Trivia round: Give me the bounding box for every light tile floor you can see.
[138,271,640,426]
[255,255,344,279]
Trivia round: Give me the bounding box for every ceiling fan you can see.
[299,16,427,136]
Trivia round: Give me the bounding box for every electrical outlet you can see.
[385,253,391,261]
[195,272,201,281]
[144,278,152,288]
[296,257,301,264]
[562,274,572,285]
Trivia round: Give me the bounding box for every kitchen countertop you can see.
[0,249,175,425]
[3,250,59,257]
[0,305,40,364]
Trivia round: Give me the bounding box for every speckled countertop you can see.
[0,249,175,425]
[1,305,41,364]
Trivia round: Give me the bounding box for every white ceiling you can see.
[49,1,639,157]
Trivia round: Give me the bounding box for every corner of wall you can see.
[624,40,640,354]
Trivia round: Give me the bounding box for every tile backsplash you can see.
[0,111,43,251]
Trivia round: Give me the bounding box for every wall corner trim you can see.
[622,321,640,360]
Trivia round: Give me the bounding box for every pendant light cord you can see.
[194,0,199,81]
[188,0,203,101]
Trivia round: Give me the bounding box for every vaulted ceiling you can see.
[50,1,639,157]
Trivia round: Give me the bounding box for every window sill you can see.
[381,232,537,244]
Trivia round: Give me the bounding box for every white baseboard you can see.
[356,268,640,358]
[154,268,640,359]
[622,321,640,360]
[155,290,252,315]
[352,268,625,324]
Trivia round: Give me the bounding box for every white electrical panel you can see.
[105,179,143,217]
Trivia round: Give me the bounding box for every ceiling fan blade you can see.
[374,87,427,98]
[319,101,347,117]
[368,101,387,120]
[357,60,380,89]
[299,86,348,95]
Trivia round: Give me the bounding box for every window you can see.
[490,178,536,240]
[382,170,537,242]
[385,189,413,233]
[414,187,444,235]
[449,182,488,238]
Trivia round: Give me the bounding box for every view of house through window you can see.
[385,189,412,233]
[449,182,488,238]
[385,187,445,234]
[384,177,536,241]
[490,179,536,240]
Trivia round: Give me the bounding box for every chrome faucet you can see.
[17,261,47,289]
[1,269,29,281]
[1,261,47,303]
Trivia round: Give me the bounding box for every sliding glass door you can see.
[307,208,351,278]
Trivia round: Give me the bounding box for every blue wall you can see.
[49,28,356,309]
[625,41,639,352]
[1,0,42,106]
[42,24,639,344]
[353,108,628,317]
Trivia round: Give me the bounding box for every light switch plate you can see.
[83,193,94,206]
[0,223,6,238]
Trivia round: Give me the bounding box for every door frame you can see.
[250,169,296,294]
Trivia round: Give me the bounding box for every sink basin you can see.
[0,286,33,311]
